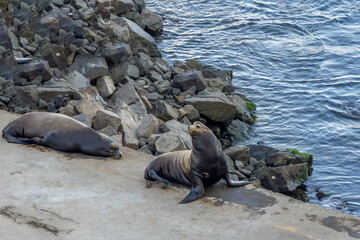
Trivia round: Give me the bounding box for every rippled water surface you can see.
[146,0,360,217]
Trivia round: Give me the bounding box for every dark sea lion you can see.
[2,112,122,158]
[144,121,251,203]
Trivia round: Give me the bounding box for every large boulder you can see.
[267,151,307,167]
[116,104,139,149]
[184,91,236,124]
[109,82,147,118]
[9,85,39,112]
[93,109,122,131]
[75,98,105,119]
[224,145,250,165]
[259,164,309,193]
[228,94,252,122]
[202,70,234,93]
[172,71,207,92]
[137,114,160,138]
[68,54,108,81]
[160,119,192,149]
[226,119,254,142]
[155,131,187,155]
[19,60,53,82]
[153,100,179,121]
[96,0,135,17]
[140,7,163,35]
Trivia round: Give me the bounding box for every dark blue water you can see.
[146,0,360,217]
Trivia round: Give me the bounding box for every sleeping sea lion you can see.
[2,112,122,158]
[144,121,251,203]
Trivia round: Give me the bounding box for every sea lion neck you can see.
[191,131,222,160]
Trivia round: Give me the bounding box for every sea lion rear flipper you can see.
[146,169,174,186]
[179,172,205,204]
[223,172,252,187]
[3,134,30,145]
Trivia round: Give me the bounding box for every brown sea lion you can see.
[144,121,251,203]
[2,112,122,158]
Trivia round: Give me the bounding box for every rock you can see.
[147,133,161,152]
[224,145,250,164]
[79,7,95,21]
[41,44,69,69]
[207,77,224,92]
[267,151,307,167]
[229,170,247,180]
[160,119,192,149]
[67,71,90,89]
[140,7,163,35]
[68,54,108,81]
[225,154,236,171]
[75,98,105,119]
[172,71,207,92]
[228,94,252,122]
[127,64,139,79]
[98,125,118,137]
[124,11,145,29]
[155,80,170,94]
[235,160,245,169]
[184,91,236,124]
[155,131,187,154]
[226,119,254,142]
[96,75,116,98]
[138,145,153,155]
[182,105,200,122]
[59,100,78,116]
[137,114,160,138]
[186,59,203,71]
[93,109,122,131]
[202,70,233,93]
[113,17,160,57]
[109,82,147,117]
[153,100,179,121]
[116,103,139,149]
[96,0,135,17]
[259,164,309,193]
[10,85,39,112]
[133,0,146,13]
[101,44,132,64]
[19,60,53,82]
[72,113,92,127]
[248,145,278,162]
[149,70,163,82]
[179,116,192,125]
[238,168,252,177]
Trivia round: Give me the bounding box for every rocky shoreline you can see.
[0,0,312,199]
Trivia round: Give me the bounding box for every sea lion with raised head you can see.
[2,112,122,158]
[144,121,251,203]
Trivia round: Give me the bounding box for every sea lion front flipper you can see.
[147,169,174,186]
[179,172,205,204]
[224,172,252,187]
[3,135,30,145]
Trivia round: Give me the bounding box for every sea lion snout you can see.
[113,149,122,159]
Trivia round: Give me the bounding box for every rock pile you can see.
[0,0,310,199]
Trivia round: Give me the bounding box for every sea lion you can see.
[2,112,122,158]
[144,121,251,203]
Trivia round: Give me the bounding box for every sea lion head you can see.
[96,134,122,158]
[188,121,211,136]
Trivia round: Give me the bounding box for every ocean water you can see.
[146,0,360,217]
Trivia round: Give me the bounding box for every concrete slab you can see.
[0,110,359,239]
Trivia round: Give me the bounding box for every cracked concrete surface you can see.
[0,110,359,240]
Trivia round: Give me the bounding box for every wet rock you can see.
[267,151,307,167]
[101,44,132,64]
[72,113,92,126]
[137,114,160,138]
[67,71,90,89]
[155,131,187,154]
[207,77,224,92]
[259,163,309,193]
[69,54,108,81]
[19,60,53,82]
[116,103,139,149]
[185,59,203,71]
[228,94,252,122]
[75,98,105,119]
[96,0,135,17]
[248,145,278,162]
[140,7,163,36]
[184,91,236,124]
[153,100,179,121]
[224,145,250,164]
[226,119,254,142]
[93,109,122,131]
[109,82,147,117]
[96,75,116,98]
[160,119,192,149]
[172,71,207,92]
[202,70,234,93]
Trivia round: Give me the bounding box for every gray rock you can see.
[202,70,233,92]
[182,105,200,122]
[109,82,147,117]
[79,7,95,21]
[149,70,163,82]
[67,71,91,89]
[140,7,163,35]
[235,160,245,169]
[248,145,278,162]
[19,60,53,82]
[155,80,170,94]
[184,91,237,124]
[133,0,146,13]
[96,0,135,16]
[259,164,309,193]
[101,44,132,64]
[75,98,105,119]
[74,0,88,9]
[138,145,153,155]
[96,75,116,98]
[42,44,68,69]
[226,119,254,142]
[225,154,236,171]
[127,64,140,79]
[185,59,203,71]
[238,168,252,178]
[37,85,80,102]
[172,71,207,92]
[93,109,122,131]
[224,145,250,164]
[179,116,192,125]
[160,119,192,149]
[228,94,252,122]
[72,113,92,127]
[59,100,79,116]
[153,100,179,121]
[155,131,187,155]
[137,114,160,138]
[69,54,108,81]
[98,125,118,137]
[124,11,145,29]
[147,133,161,152]
[116,103,139,150]
[207,77,224,92]
[267,151,307,167]
[10,85,39,111]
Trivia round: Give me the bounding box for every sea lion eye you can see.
[196,125,200,129]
